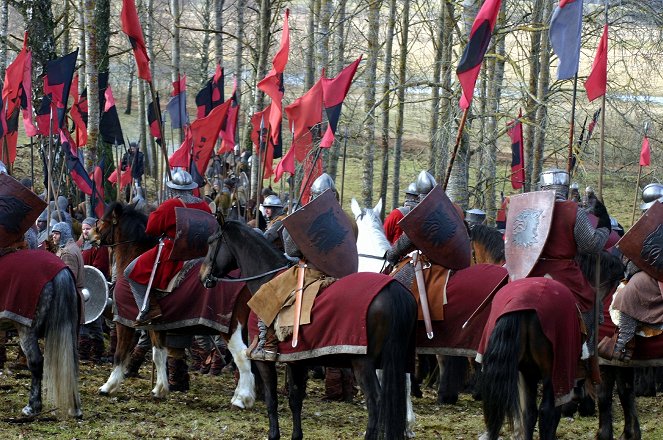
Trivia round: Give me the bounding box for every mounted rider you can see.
[465,208,487,229]
[385,171,472,337]
[507,169,610,354]
[262,194,288,250]
[383,182,419,244]
[125,169,212,326]
[246,173,358,361]
[599,184,663,362]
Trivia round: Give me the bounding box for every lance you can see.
[287,122,295,213]
[30,136,34,188]
[116,140,122,202]
[566,74,579,175]
[631,121,650,225]
[442,107,469,191]
[1,99,10,175]
[255,115,266,219]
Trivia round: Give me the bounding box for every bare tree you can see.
[304,0,316,90]
[215,0,224,65]
[378,0,396,215]
[0,0,8,79]
[391,0,410,211]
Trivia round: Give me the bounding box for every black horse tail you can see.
[378,281,417,440]
[480,313,522,440]
[43,269,82,418]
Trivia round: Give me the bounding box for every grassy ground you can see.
[2,349,663,440]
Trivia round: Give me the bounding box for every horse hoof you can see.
[69,408,83,419]
[21,405,37,417]
[98,386,111,396]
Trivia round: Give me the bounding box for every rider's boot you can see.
[247,319,278,362]
[134,295,163,326]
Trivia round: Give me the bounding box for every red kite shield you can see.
[170,207,219,261]
[504,190,556,281]
[0,174,47,247]
[282,189,358,278]
[617,201,663,282]
[398,185,471,269]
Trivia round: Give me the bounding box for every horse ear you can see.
[373,198,383,216]
[350,198,361,218]
[112,202,123,224]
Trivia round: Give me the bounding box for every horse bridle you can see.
[203,223,291,286]
[95,217,135,248]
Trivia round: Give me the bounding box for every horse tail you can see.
[480,313,522,439]
[378,281,417,440]
[43,269,81,417]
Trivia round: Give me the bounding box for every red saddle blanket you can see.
[415,264,508,355]
[477,278,582,404]
[600,290,663,361]
[0,250,67,327]
[249,272,395,362]
[114,262,246,334]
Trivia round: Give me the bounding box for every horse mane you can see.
[575,250,624,286]
[470,224,505,263]
[356,206,391,253]
[223,220,288,266]
[105,201,158,249]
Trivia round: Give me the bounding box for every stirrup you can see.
[247,347,278,362]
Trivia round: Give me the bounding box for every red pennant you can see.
[121,0,152,82]
[640,136,651,167]
[584,24,608,102]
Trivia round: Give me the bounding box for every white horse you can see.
[351,197,416,438]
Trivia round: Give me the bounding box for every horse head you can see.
[470,224,506,265]
[351,198,391,272]
[200,220,239,288]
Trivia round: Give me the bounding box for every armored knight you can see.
[246,173,356,362]
[532,169,610,351]
[383,182,419,244]
[465,208,487,229]
[599,185,663,362]
[125,169,212,325]
[51,222,85,297]
[262,195,287,250]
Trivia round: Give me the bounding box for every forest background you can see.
[1,0,662,227]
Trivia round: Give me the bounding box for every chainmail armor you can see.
[392,261,415,289]
[615,312,638,354]
[574,208,609,254]
[385,233,416,266]
[283,228,303,259]
[166,187,202,204]
[263,220,283,244]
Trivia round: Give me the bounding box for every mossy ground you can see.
[1,347,663,440]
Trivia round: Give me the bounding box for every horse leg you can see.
[99,323,135,395]
[225,322,256,409]
[596,365,617,440]
[438,356,467,405]
[520,370,539,440]
[616,367,641,440]
[286,363,308,440]
[16,326,43,417]
[150,331,169,398]
[352,358,380,440]
[538,377,561,440]
[377,369,415,438]
[255,360,281,440]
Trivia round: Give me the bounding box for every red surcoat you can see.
[383,208,406,244]
[529,200,595,312]
[127,198,211,290]
[82,246,110,279]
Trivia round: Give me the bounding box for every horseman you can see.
[262,194,287,250]
[126,169,212,326]
[246,173,357,362]
[383,182,419,244]
[465,208,486,229]
[599,184,663,362]
[51,222,85,297]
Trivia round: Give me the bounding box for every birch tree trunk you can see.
[125,56,135,115]
[378,0,396,214]
[16,0,55,73]
[428,5,444,176]
[84,0,100,213]
[304,0,316,91]
[392,0,410,211]
[525,0,544,191]
[171,0,183,142]
[77,0,86,87]
[327,0,347,181]
[214,0,224,65]
[483,3,506,222]
[533,0,554,186]
[145,0,158,177]
[199,0,212,82]
[434,2,455,181]
[317,0,331,73]
[61,0,70,54]
[0,0,8,80]
[234,0,244,146]
[361,0,382,207]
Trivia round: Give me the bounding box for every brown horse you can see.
[200,218,417,440]
[92,202,256,408]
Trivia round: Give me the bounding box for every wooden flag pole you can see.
[147,82,172,182]
[631,165,643,224]
[442,107,469,192]
[255,116,266,219]
[567,74,579,175]
[340,126,349,207]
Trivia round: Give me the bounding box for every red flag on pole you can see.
[584,24,608,102]
[640,136,651,166]
[274,142,295,182]
[257,9,290,145]
[108,166,133,189]
[508,110,525,189]
[121,0,152,82]
[320,56,361,148]
[285,78,323,161]
[219,77,239,153]
[456,0,502,109]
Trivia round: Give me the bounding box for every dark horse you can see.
[0,251,82,418]
[479,277,583,440]
[92,202,256,408]
[200,219,417,440]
